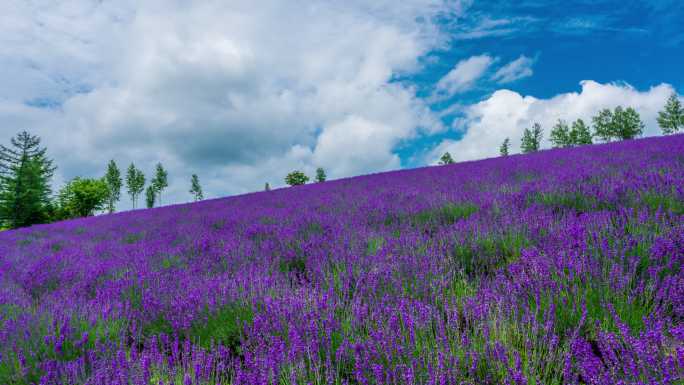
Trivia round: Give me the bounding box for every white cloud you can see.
[0,0,459,205]
[429,80,676,163]
[435,55,495,97]
[492,55,535,84]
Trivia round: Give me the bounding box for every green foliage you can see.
[520,123,543,153]
[0,131,56,228]
[152,163,168,205]
[568,118,593,145]
[145,185,156,208]
[549,120,571,148]
[285,170,309,186]
[125,163,145,209]
[452,231,529,278]
[439,152,455,165]
[104,160,122,213]
[315,167,327,182]
[55,177,109,219]
[592,106,644,142]
[499,137,510,156]
[657,92,683,134]
[264,182,271,191]
[366,236,384,255]
[414,202,479,227]
[0,309,126,385]
[189,174,203,201]
[190,303,254,352]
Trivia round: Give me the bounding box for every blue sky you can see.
[0,0,682,205]
[398,0,684,166]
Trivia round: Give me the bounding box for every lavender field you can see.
[1,135,683,385]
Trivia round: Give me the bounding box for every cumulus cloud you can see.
[434,55,495,97]
[0,0,459,205]
[491,55,535,84]
[429,80,676,163]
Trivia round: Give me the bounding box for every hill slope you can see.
[2,135,684,384]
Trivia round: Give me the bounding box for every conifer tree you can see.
[104,160,122,213]
[657,93,683,134]
[0,131,56,228]
[190,174,203,201]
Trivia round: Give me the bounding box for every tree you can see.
[657,93,683,134]
[125,163,145,209]
[145,185,156,208]
[315,167,327,182]
[592,108,614,142]
[592,106,644,142]
[285,171,309,186]
[152,163,168,206]
[189,174,203,201]
[614,107,644,140]
[104,160,122,214]
[569,119,593,145]
[521,123,543,153]
[499,138,510,156]
[0,131,56,228]
[439,152,455,165]
[55,177,109,219]
[265,182,271,191]
[549,120,571,148]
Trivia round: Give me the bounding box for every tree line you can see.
[0,134,205,229]
[439,92,683,162]
[2,93,681,229]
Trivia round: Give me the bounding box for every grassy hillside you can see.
[1,135,683,384]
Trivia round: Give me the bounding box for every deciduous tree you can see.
[657,93,683,134]
[285,171,309,186]
[126,163,145,209]
[104,160,122,213]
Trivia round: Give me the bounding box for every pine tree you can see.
[145,185,156,208]
[549,120,571,148]
[189,174,203,201]
[439,152,455,165]
[125,163,145,209]
[569,119,593,145]
[0,131,56,228]
[315,167,327,182]
[499,138,510,156]
[657,93,683,134]
[104,160,122,213]
[521,123,543,153]
[152,163,168,206]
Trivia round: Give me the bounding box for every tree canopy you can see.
[285,171,309,186]
[0,131,55,228]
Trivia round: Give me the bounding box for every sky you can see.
[1,0,683,207]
